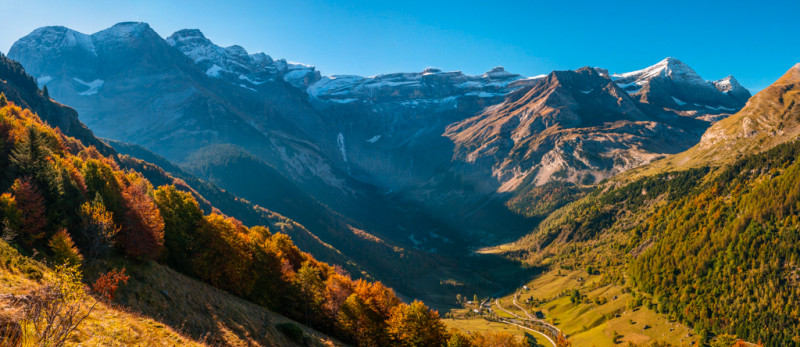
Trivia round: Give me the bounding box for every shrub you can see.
[20,264,95,346]
[92,268,129,302]
[275,322,304,343]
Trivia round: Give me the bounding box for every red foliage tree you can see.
[11,177,47,245]
[118,174,164,260]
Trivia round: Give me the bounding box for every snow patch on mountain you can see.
[206,65,223,78]
[337,132,347,163]
[37,76,53,87]
[308,66,541,106]
[612,57,706,85]
[73,77,104,95]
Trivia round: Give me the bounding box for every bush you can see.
[275,322,304,343]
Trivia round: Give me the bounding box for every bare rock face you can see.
[445,67,703,191]
[612,57,750,117]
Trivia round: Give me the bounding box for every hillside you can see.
[625,62,800,178]
[0,238,340,346]
[483,63,800,345]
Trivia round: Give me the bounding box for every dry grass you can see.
[0,240,343,346]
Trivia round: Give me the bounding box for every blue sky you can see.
[1,0,798,92]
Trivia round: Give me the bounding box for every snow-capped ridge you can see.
[613,57,704,84]
[94,22,154,41]
[713,75,744,93]
[12,26,97,57]
[165,27,320,89]
[309,65,539,105]
[610,57,751,111]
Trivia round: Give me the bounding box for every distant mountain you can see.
[612,57,750,121]
[166,28,321,89]
[630,63,800,175]
[8,23,754,307]
[8,23,344,193]
[491,63,800,346]
[441,61,748,218]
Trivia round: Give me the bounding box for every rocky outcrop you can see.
[445,67,703,191]
[612,57,751,118]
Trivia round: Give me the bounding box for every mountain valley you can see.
[1,15,797,347]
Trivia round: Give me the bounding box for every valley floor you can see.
[447,269,701,346]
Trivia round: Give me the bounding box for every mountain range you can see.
[7,21,753,306]
[5,18,800,346]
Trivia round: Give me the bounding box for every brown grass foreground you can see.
[0,239,343,346]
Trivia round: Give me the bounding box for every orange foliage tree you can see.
[387,300,448,346]
[117,174,164,260]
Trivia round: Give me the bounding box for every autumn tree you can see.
[77,194,118,259]
[193,214,254,295]
[446,329,473,347]
[118,174,164,260]
[48,229,83,267]
[0,193,21,241]
[10,127,59,202]
[387,300,448,347]
[11,177,47,245]
[338,293,387,346]
[323,273,355,321]
[92,268,129,302]
[294,261,326,326]
[153,185,203,273]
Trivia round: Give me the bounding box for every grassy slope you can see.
[501,270,699,346]
[0,240,342,347]
[443,319,532,342]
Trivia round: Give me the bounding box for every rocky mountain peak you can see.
[93,22,155,41]
[614,57,704,85]
[487,66,506,73]
[225,45,249,57]
[611,57,751,115]
[168,28,206,41]
[713,75,741,92]
[165,27,319,89]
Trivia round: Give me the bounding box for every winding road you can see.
[494,297,558,347]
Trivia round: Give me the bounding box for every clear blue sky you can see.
[1,0,798,92]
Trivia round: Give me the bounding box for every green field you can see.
[505,270,700,346]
